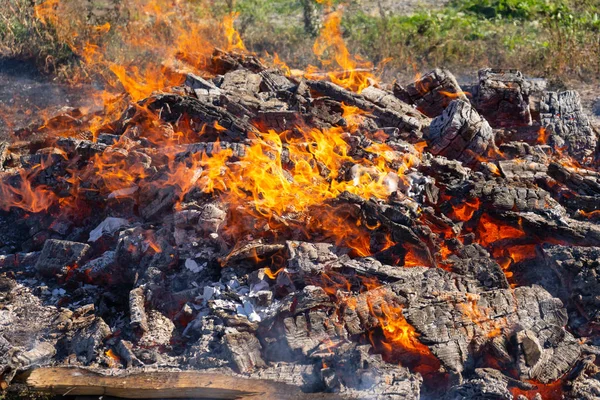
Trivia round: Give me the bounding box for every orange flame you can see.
[375,302,431,355]
[451,198,481,222]
[223,12,246,52]
[477,214,525,247]
[309,7,375,93]
[0,169,57,214]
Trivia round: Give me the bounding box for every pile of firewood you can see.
[1,50,600,399]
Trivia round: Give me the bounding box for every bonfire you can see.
[1,1,599,399]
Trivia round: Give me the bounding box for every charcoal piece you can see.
[252,110,305,131]
[443,368,535,400]
[220,69,263,95]
[338,267,578,382]
[80,251,118,285]
[542,245,600,328]
[285,241,341,277]
[332,257,409,282]
[498,160,548,180]
[399,68,468,117]
[478,182,562,213]
[565,356,600,400]
[251,363,321,392]
[129,287,148,334]
[10,342,56,372]
[34,239,90,278]
[0,252,40,273]
[442,244,509,289]
[427,99,495,165]
[54,137,108,160]
[141,94,257,142]
[69,318,111,364]
[224,241,285,266]
[224,330,266,373]
[511,211,600,247]
[209,49,266,74]
[291,286,335,315]
[113,339,141,368]
[0,142,9,171]
[138,310,175,348]
[305,80,429,141]
[184,73,219,92]
[540,90,597,164]
[283,309,342,357]
[475,69,532,128]
[421,156,469,187]
[405,281,580,382]
[259,70,296,93]
[547,162,600,196]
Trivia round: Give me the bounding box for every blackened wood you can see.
[398,68,468,118]
[305,80,429,141]
[540,90,597,164]
[427,100,495,165]
[475,69,532,128]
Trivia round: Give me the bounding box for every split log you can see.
[209,48,267,75]
[498,159,548,180]
[16,367,336,399]
[396,68,468,117]
[305,80,429,141]
[139,94,258,142]
[427,99,495,165]
[542,245,600,330]
[219,69,263,95]
[475,181,563,213]
[474,69,532,128]
[540,90,597,164]
[34,239,91,278]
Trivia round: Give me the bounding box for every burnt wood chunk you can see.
[220,69,263,94]
[441,244,509,289]
[498,159,548,180]
[398,68,468,117]
[475,69,532,128]
[129,287,149,334]
[34,239,91,278]
[542,245,600,329]
[427,100,495,165]
[259,70,296,93]
[477,181,562,213]
[305,80,429,141]
[224,330,266,373]
[142,94,257,142]
[540,90,597,164]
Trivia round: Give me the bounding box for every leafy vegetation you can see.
[0,0,599,82]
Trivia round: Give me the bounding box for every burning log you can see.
[395,68,468,118]
[427,99,495,165]
[305,80,430,141]
[540,90,597,164]
[474,69,533,128]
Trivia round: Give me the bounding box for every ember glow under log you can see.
[1,1,600,400]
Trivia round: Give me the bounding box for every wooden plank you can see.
[16,367,333,399]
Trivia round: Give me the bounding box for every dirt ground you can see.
[0,59,94,141]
